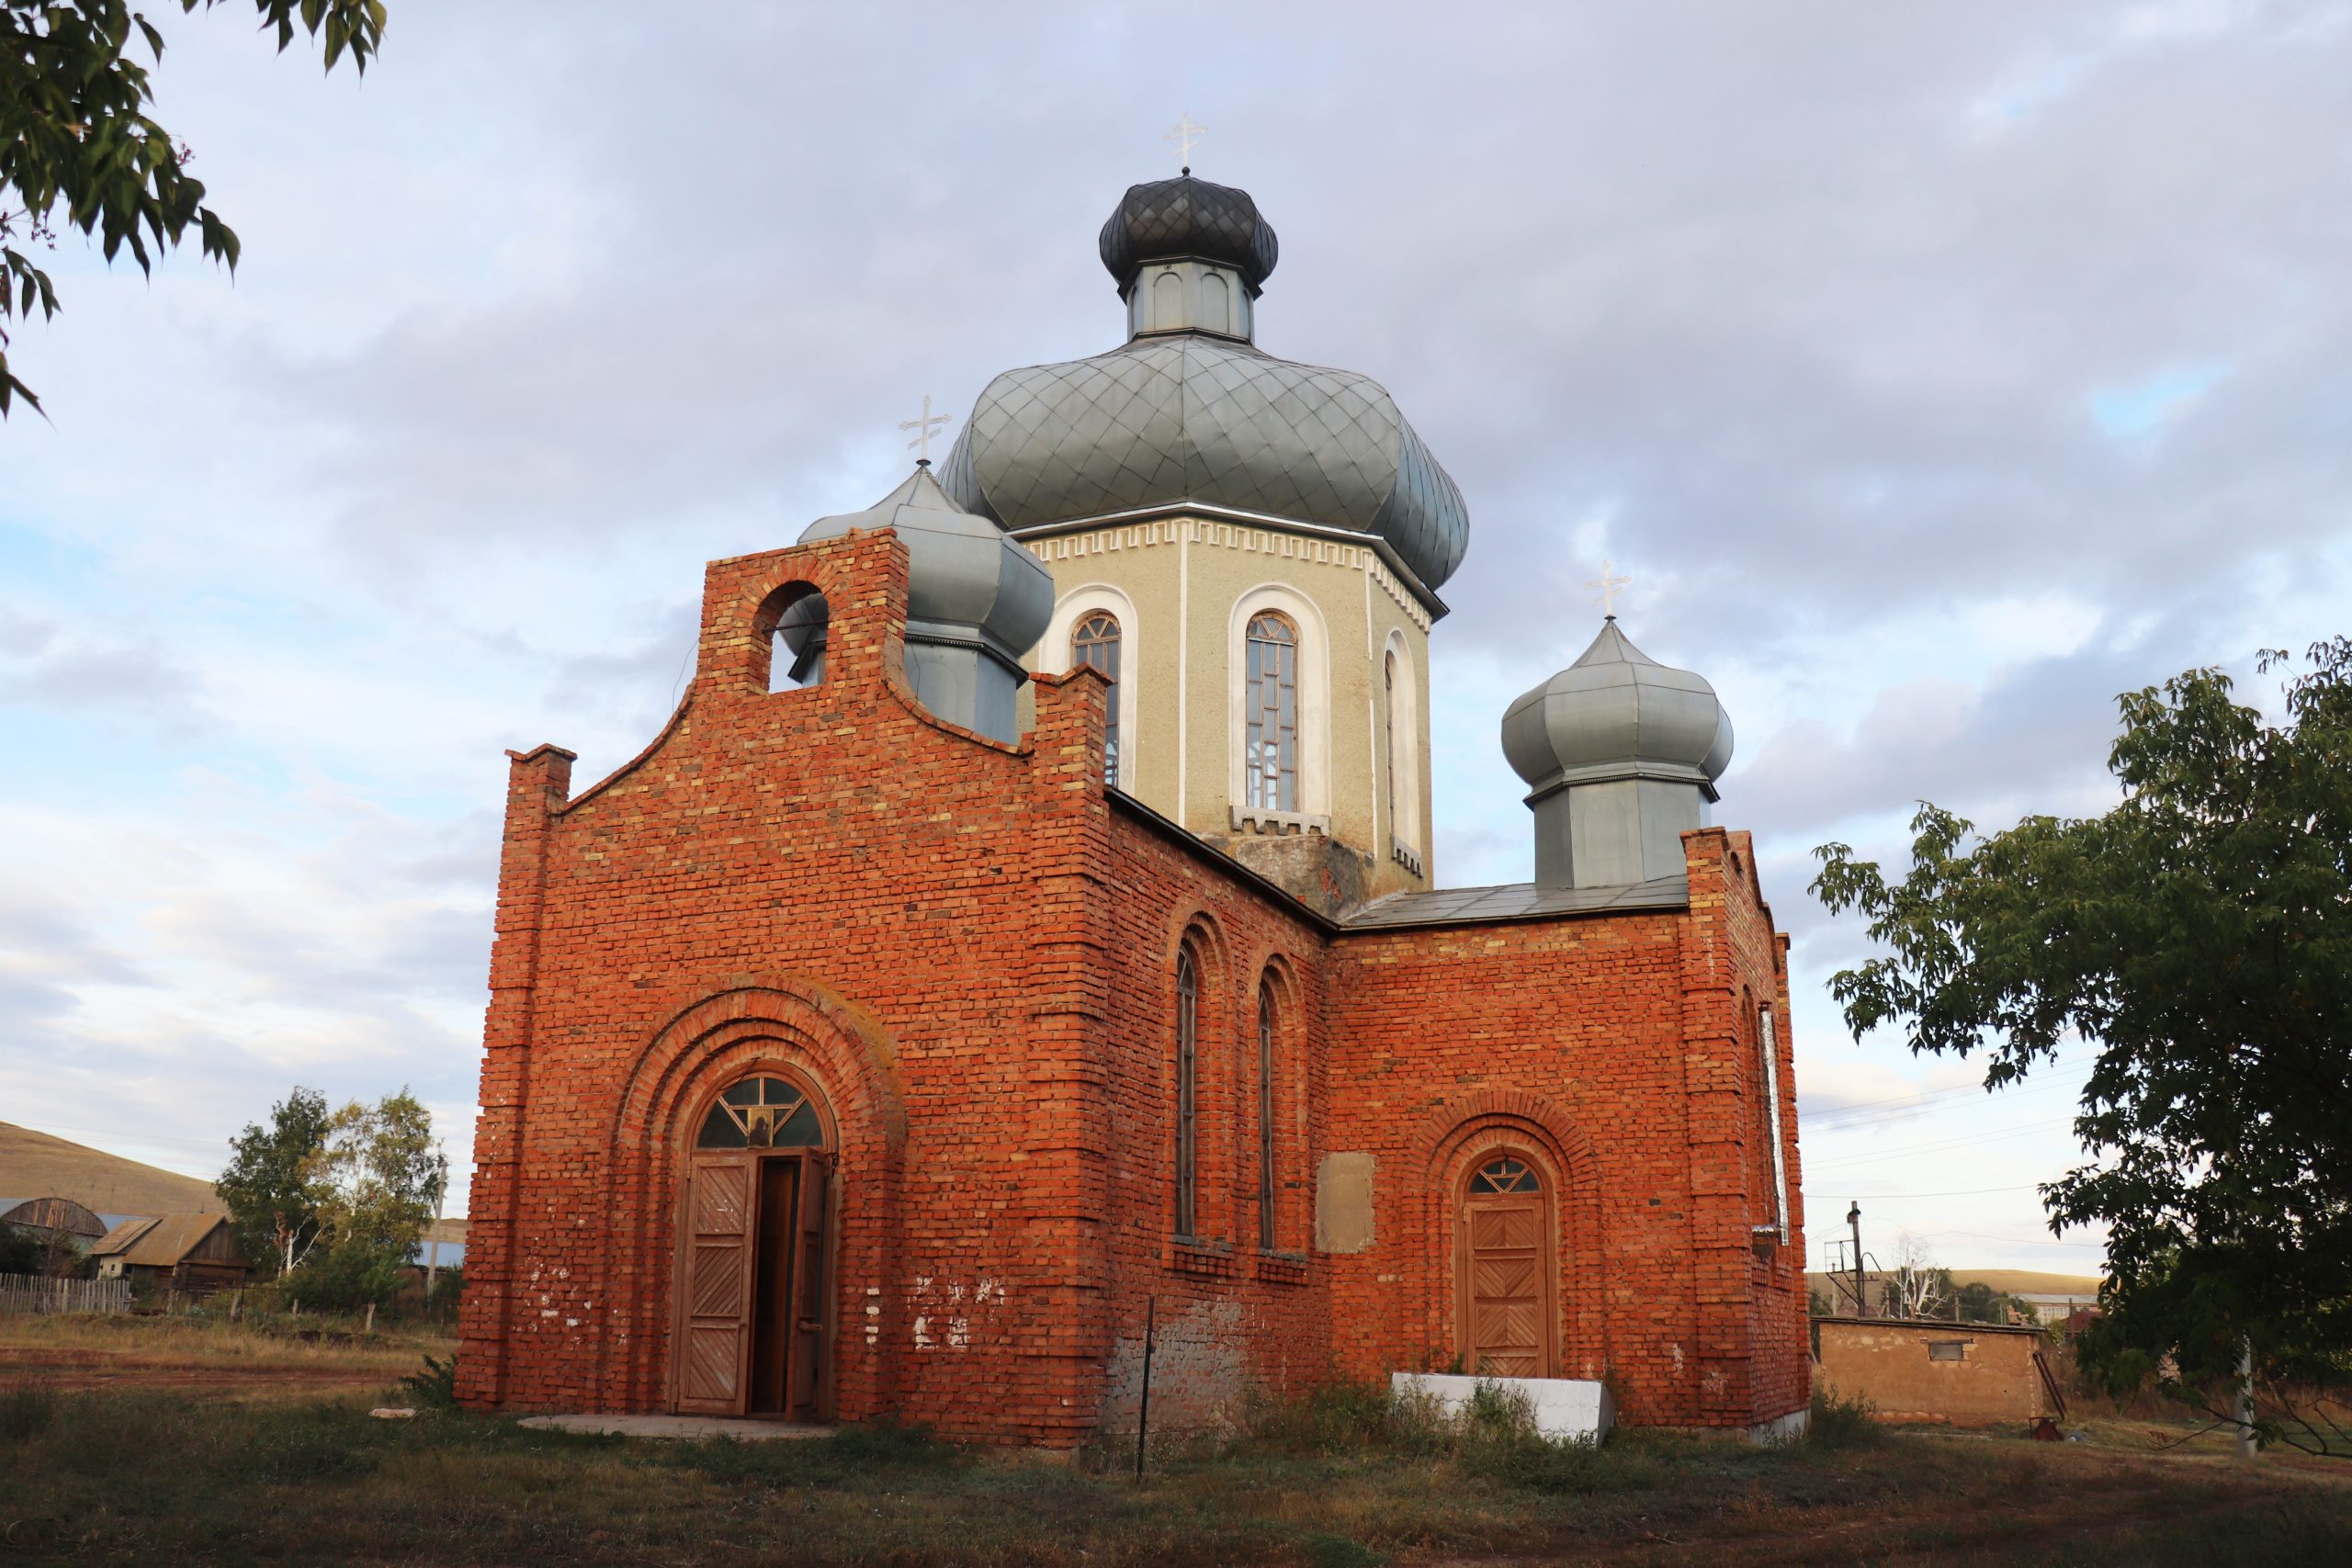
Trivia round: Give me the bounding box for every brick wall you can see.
[456,527,1808,1443]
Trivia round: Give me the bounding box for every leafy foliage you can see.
[0,0,384,414]
[1812,638,2352,1450]
[219,1084,332,1277]
[218,1084,441,1309]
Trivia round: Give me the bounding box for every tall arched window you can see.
[1384,649,1399,838]
[1256,979,1276,1250]
[1244,613,1298,811]
[1174,945,1199,1238]
[1071,611,1122,787]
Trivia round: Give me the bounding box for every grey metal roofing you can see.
[1339,875,1692,930]
[1502,619,1733,795]
[1099,175,1279,289]
[940,333,1470,590]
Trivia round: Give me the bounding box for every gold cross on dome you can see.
[1586,558,1633,618]
[899,394,951,465]
[1165,112,1206,170]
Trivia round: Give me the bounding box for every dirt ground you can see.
[3,1315,2346,1566]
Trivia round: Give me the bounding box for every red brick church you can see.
[456,173,1810,1444]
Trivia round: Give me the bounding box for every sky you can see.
[5,0,2347,1279]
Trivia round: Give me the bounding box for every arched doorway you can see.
[1457,1154,1555,1377]
[673,1071,836,1420]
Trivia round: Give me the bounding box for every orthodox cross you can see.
[1165,112,1206,172]
[899,394,951,465]
[1586,558,1633,618]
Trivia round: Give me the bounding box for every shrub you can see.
[1807,1388,1882,1450]
[400,1353,459,1412]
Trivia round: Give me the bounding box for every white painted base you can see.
[1391,1371,1615,1443]
[1747,1405,1809,1446]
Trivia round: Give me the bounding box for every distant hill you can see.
[0,1122,223,1219]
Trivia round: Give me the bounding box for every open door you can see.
[676,1156,755,1415]
[789,1149,833,1421]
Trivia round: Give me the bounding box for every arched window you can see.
[1758,1004,1791,1241]
[1174,946,1199,1238]
[1071,611,1122,787]
[1384,649,1399,838]
[771,587,829,692]
[695,1077,824,1150]
[1256,979,1276,1250]
[1244,613,1298,812]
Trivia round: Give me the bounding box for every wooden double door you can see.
[1458,1155,1555,1378]
[675,1150,833,1419]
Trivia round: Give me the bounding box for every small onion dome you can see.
[795,466,1054,660]
[1100,175,1278,291]
[1500,620,1734,799]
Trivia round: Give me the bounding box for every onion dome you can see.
[938,176,1470,595]
[1099,175,1279,291]
[790,466,1052,743]
[1499,620,1734,889]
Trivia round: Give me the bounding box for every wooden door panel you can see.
[790,1151,833,1420]
[1463,1190,1554,1379]
[675,1158,753,1416]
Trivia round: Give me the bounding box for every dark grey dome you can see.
[939,334,1469,590]
[1100,175,1278,291]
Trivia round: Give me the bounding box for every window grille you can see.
[1243,613,1298,813]
[1928,1340,1967,1362]
[1469,1156,1540,1195]
[1071,612,1122,787]
[1175,946,1199,1238]
[696,1077,822,1149]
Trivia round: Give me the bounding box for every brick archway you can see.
[1411,1091,1608,1382]
[593,976,907,1414]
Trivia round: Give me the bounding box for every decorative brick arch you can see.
[592,975,908,1413]
[1409,1090,1609,1382]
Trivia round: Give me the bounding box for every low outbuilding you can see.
[1814,1316,2058,1426]
[89,1214,250,1298]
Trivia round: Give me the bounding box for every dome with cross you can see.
[937,177,1470,595]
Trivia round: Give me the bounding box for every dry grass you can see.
[0,1305,453,1388]
[1,1330,2345,1565]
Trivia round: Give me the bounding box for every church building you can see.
[455,173,1811,1444]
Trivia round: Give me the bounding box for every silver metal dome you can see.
[793,466,1053,742]
[1500,620,1734,890]
[1502,620,1734,793]
[939,334,1470,592]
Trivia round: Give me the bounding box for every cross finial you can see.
[1165,112,1206,173]
[899,394,951,466]
[1585,558,1633,619]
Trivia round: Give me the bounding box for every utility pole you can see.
[1848,1202,1865,1318]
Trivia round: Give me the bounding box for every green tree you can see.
[1812,638,2352,1455]
[0,0,385,414]
[218,1083,331,1278]
[301,1087,437,1309]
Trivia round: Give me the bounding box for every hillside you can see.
[0,1122,223,1218]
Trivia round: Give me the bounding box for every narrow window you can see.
[1759,1005,1791,1240]
[1244,613,1298,812]
[1175,946,1199,1238]
[1257,980,1276,1250]
[1071,611,1122,787]
[1383,649,1399,840]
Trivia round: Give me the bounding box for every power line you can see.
[1800,1183,2044,1200]
[1804,1076,2076,1134]
[1803,1117,2079,1173]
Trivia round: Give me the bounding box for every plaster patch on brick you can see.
[1314,1152,1376,1254]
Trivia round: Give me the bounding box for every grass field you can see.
[2,1321,2347,1565]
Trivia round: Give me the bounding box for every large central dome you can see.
[938,176,1470,593]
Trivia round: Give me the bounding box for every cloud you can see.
[0,1,2346,1262]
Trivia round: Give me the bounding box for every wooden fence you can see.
[0,1273,132,1315]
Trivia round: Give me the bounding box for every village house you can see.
[456,173,1811,1446]
[89,1214,250,1298]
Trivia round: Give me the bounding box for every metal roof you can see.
[941,333,1469,591]
[1099,175,1279,289]
[1340,875,1692,930]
